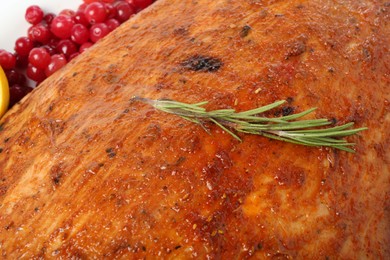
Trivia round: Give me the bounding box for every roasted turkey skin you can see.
[0,0,389,258]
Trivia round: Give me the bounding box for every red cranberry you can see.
[28,24,52,44]
[115,2,135,23]
[85,2,107,24]
[71,24,90,44]
[25,5,44,25]
[9,84,29,107]
[56,39,78,59]
[19,73,27,86]
[5,69,21,86]
[27,63,46,82]
[45,54,67,77]
[68,52,80,61]
[50,15,75,39]
[28,47,51,69]
[79,42,93,53]
[105,3,116,19]
[89,23,110,43]
[14,37,34,56]
[128,0,153,11]
[15,54,29,69]
[74,11,89,27]
[106,18,120,32]
[0,50,16,69]
[44,13,56,25]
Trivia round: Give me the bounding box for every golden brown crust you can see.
[0,0,389,258]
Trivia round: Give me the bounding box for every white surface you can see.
[0,0,81,52]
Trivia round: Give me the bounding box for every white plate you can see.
[0,0,81,52]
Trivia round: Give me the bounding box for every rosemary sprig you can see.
[133,97,367,152]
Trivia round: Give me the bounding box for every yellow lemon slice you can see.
[0,66,10,118]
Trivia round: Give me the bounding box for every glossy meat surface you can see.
[0,0,389,258]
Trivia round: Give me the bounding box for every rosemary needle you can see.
[133,97,367,152]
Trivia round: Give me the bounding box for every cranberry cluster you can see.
[0,0,154,107]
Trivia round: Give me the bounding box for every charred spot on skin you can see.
[51,166,64,186]
[330,117,338,125]
[286,97,294,104]
[47,103,55,112]
[0,185,8,196]
[4,221,14,230]
[53,176,61,185]
[103,73,120,84]
[274,106,295,116]
[285,40,306,59]
[179,77,187,84]
[181,55,222,72]
[362,47,372,61]
[173,26,189,36]
[259,9,268,18]
[106,148,116,158]
[122,53,130,58]
[87,87,96,96]
[154,83,168,91]
[174,156,186,166]
[0,123,4,131]
[282,106,294,116]
[240,25,252,38]
[0,148,3,153]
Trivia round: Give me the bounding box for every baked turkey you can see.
[0,0,389,258]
